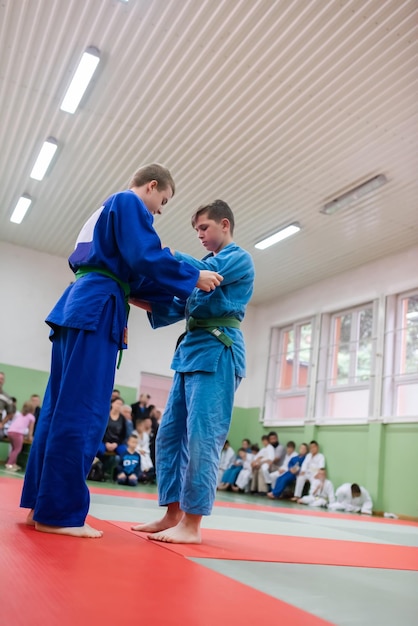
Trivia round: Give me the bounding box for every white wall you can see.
[2,241,417,409]
[0,241,255,405]
[248,245,418,407]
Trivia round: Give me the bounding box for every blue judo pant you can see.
[20,300,119,526]
[156,348,240,516]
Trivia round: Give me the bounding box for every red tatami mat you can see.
[113,521,418,571]
[0,478,330,626]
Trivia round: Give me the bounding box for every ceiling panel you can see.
[0,0,417,305]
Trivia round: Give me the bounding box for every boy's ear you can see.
[222,218,230,230]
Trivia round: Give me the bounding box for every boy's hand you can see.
[197,270,223,292]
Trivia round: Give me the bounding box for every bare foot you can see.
[35,522,103,538]
[267,492,275,499]
[148,518,202,544]
[26,509,36,526]
[132,509,183,533]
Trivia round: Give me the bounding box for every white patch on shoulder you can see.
[74,206,104,247]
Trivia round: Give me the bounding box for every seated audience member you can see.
[328,483,373,515]
[297,468,335,507]
[30,394,42,434]
[97,397,128,461]
[4,401,35,471]
[133,418,156,482]
[268,443,309,499]
[217,440,236,487]
[218,448,246,490]
[131,393,151,423]
[242,438,252,452]
[232,444,258,492]
[269,440,297,487]
[116,434,142,486]
[111,389,121,401]
[121,404,134,438]
[291,440,325,501]
[251,431,285,494]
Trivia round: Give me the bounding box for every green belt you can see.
[75,266,130,368]
[186,316,240,347]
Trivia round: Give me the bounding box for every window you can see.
[324,304,374,420]
[392,291,418,417]
[330,307,373,386]
[263,320,313,424]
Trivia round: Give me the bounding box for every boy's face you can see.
[144,181,173,215]
[194,213,230,254]
[127,437,137,452]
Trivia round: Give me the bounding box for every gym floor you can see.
[1,470,417,625]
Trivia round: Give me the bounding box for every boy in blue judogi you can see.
[20,164,222,538]
[132,199,255,543]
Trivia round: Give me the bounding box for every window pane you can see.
[334,314,351,385]
[404,295,418,374]
[356,308,373,381]
[296,323,311,387]
[279,329,294,389]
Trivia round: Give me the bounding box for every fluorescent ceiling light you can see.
[60,47,100,114]
[321,174,387,215]
[10,194,32,224]
[30,138,58,180]
[255,223,301,250]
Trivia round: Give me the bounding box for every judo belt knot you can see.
[186,316,240,347]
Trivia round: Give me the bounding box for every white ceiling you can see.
[0,0,417,306]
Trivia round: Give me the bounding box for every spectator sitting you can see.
[232,444,257,492]
[4,401,36,472]
[121,403,134,438]
[30,394,42,434]
[291,440,325,501]
[251,431,285,494]
[328,483,373,515]
[111,389,121,401]
[242,438,252,452]
[267,443,309,500]
[131,393,151,423]
[133,418,156,483]
[218,448,246,490]
[217,440,236,487]
[269,440,297,488]
[297,468,335,507]
[0,372,15,439]
[116,434,142,486]
[97,397,128,462]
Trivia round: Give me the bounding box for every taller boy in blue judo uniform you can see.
[132,199,255,543]
[20,164,223,538]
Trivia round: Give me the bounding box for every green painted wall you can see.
[229,408,418,518]
[0,363,137,407]
[381,423,418,518]
[0,363,49,406]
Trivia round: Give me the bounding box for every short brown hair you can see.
[191,199,234,235]
[129,163,175,196]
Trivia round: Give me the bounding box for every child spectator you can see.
[328,483,373,515]
[217,440,236,487]
[218,448,247,491]
[4,401,35,471]
[297,468,335,507]
[267,443,309,500]
[291,440,325,501]
[133,418,156,483]
[116,435,142,486]
[232,444,257,492]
